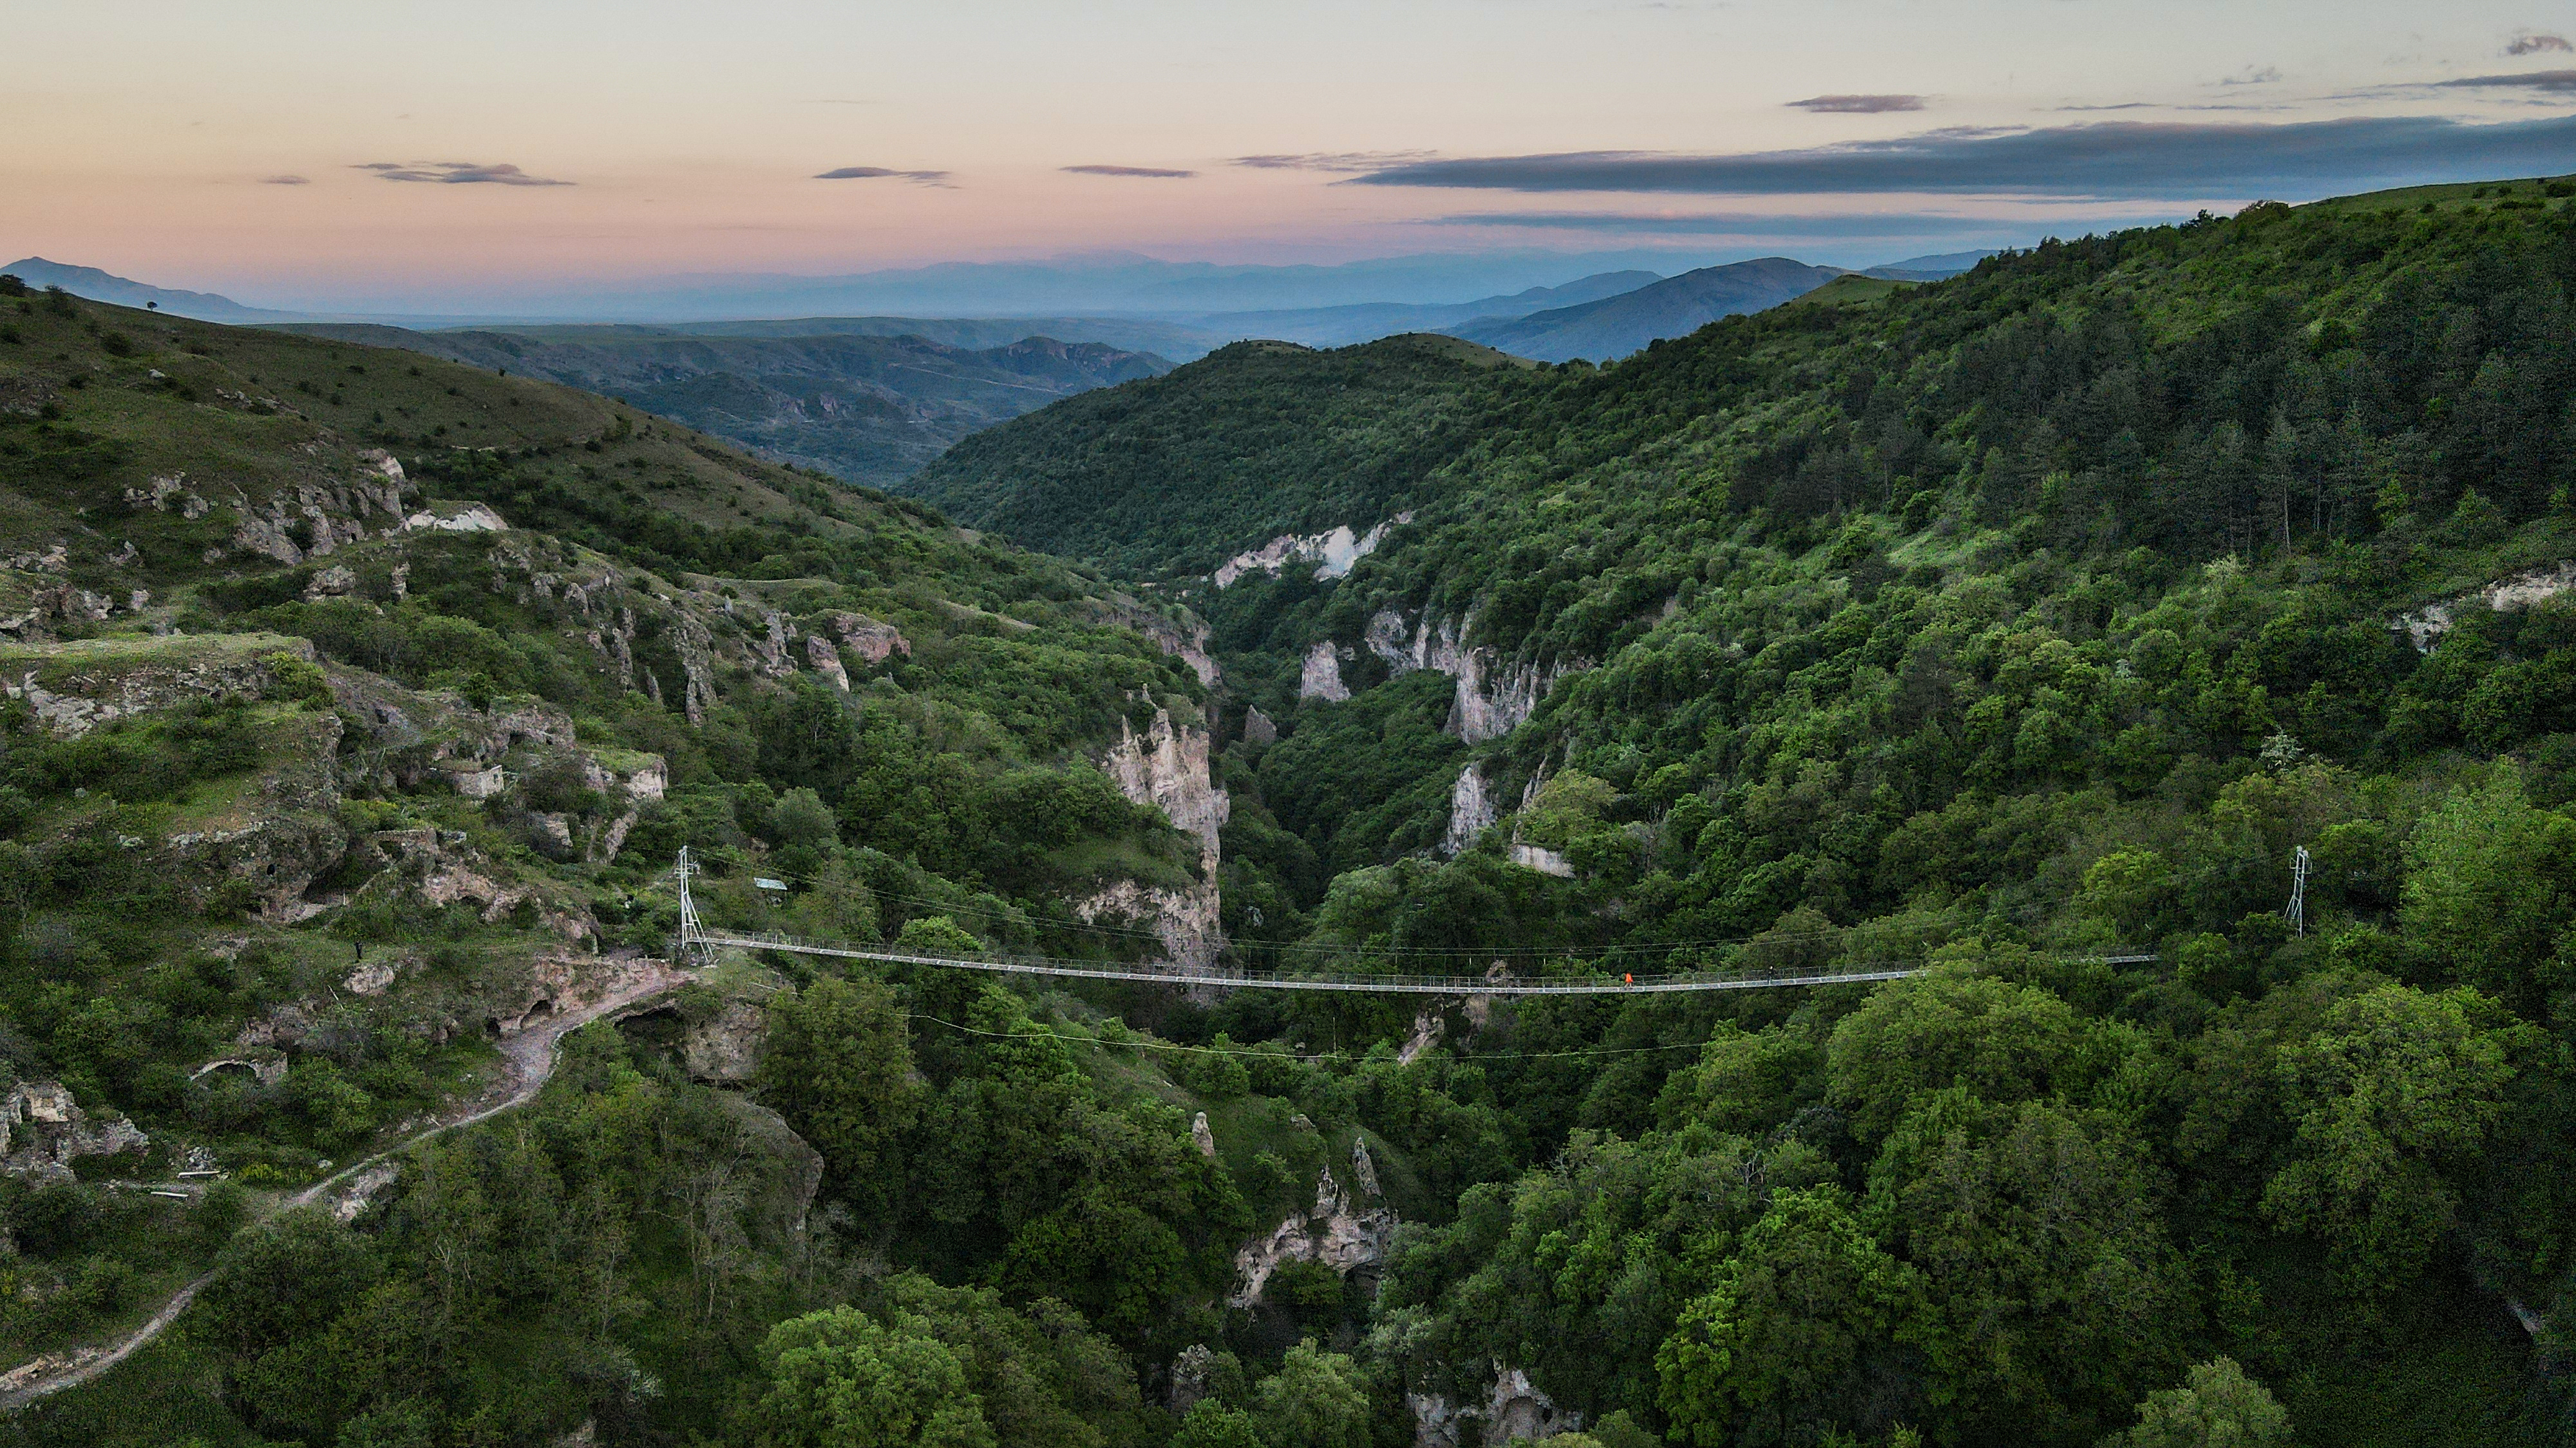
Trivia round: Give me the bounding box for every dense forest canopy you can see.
[5,176,2576,1448]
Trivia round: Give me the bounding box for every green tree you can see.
[2401,767,2576,1002]
[1826,966,2092,1141]
[2261,983,2519,1294]
[771,787,841,851]
[2099,1358,2289,1447]
[1254,1339,1373,1448]
[1172,1399,1265,1448]
[200,1207,383,1359]
[759,977,921,1220]
[1657,1188,1928,1447]
[1869,1091,2195,1440]
[743,1305,996,1448]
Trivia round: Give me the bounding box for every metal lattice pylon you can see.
[674,845,715,969]
[2285,845,2311,938]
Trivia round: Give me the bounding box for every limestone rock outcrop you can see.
[684,999,769,1083]
[1214,514,1411,588]
[1440,763,1496,856]
[2398,558,2576,652]
[1300,642,1351,702]
[1087,706,1231,973]
[1230,1160,1396,1308]
[1366,610,1588,745]
[0,1082,146,1182]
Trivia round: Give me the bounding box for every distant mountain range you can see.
[1449,257,1848,363]
[279,322,1172,488]
[1189,272,1662,349]
[0,256,300,323]
[10,249,1998,484]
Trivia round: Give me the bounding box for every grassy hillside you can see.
[902,333,1546,577]
[0,283,1459,1447]
[274,321,1172,489]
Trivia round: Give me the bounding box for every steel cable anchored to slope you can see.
[693,929,1924,995]
[673,851,2155,996]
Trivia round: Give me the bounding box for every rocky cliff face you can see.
[0,1082,146,1183]
[1409,1371,1579,1448]
[1,634,316,739]
[1365,610,1587,744]
[2398,558,2576,652]
[1213,514,1412,588]
[1086,706,1231,971]
[1300,642,1352,702]
[1439,764,1497,856]
[1229,1145,1398,1307]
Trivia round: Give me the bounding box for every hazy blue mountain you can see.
[0,256,296,322]
[1446,256,1847,361]
[1187,271,1661,349]
[1861,249,1998,281]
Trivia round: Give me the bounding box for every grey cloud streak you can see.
[1788,94,1925,113]
[1233,151,1438,171]
[1346,115,2576,200]
[1061,165,1197,178]
[357,161,571,186]
[815,166,953,185]
[2435,69,2576,93]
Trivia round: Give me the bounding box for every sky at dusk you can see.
[9,1,2576,313]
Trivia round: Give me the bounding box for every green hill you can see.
[902,333,1548,576]
[272,321,1172,490]
[939,179,2576,1446]
[0,280,1362,1447]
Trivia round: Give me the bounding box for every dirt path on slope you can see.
[0,960,692,1410]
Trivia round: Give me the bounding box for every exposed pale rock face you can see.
[3,636,317,739]
[1075,878,1225,976]
[1300,642,1351,702]
[1242,706,1279,746]
[1507,843,1574,878]
[227,464,413,563]
[0,1081,147,1182]
[344,959,399,995]
[303,565,358,600]
[1407,1370,1577,1448]
[401,503,509,534]
[1230,1163,1397,1307]
[1104,707,1231,869]
[684,999,768,1083]
[673,608,719,724]
[754,612,799,679]
[1398,1010,1445,1065]
[1088,705,1229,970]
[330,1160,401,1223]
[824,611,912,664]
[804,634,851,692]
[1214,513,1412,587]
[1192,1111,1218,1158]
[1126,609,1221,685]
[1170,1344,1219,1415]
[1365,610,1588,745]
[2399,559,2576,652]
[1440,764,1496,856]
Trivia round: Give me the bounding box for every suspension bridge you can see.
[673,850,2151,996]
